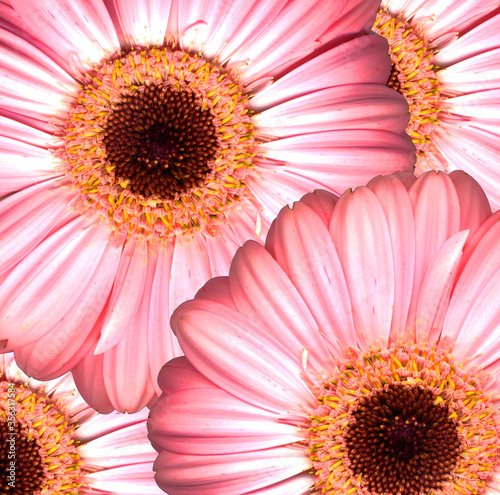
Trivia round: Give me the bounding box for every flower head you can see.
[149,170,500,495]
[0,353,161,495]
[373,0,500,208]
[0,0,415,413]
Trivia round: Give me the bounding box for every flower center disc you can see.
[373,10,444,166]
[62,44,257,240]
[307,345,500,495]
[1,379,86,494]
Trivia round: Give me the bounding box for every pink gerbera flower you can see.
[0,353,161,494]
[149,170,500,495]
[0,0,415,413]
[372,0,500,208]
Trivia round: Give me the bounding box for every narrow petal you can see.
[0,217,112,349]
[245,473,313,495]
[329,186,395,348]
[147,243,182,398]
[154,447,310,495]
[405,172,461,339]
[172,297,315,415]
[113,0,172,45]
[414,231,469,345]
[0,179,74,275]
[0,136,61,195]
[251,35,391,111]
[366,175,416,342]
[265,202,356,359]
[11,0,120,67]
[149,385,302,455]
[95,239,148,354]
[103,247,158,413]
[12,235,121,380]
[254,84,410,138]
[229,240,333,371]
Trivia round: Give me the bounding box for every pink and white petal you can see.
[0,115,54,147]
[0,179,75,275]
[193,0,287,62]
[444,89,500,126]
[229,240,333,371]
[405,172,461,338]
[156,356,216,397]
[172,297,315,414]
[262,130,415,182]
[85,463,163,495]
[435,12,500,67]
[154,447,310,495]
[0,136,62,195]
[431,124,500,209]
[224,200,267,247]
[10,0,120,68]
[251,35,391,112]
[329,186,395,349]
[318,0,380,45]
[222,0,349,82]
[254,85,410,138]
[366,175,416,342]
[441,218,500,357]
[150,387,303,455]
[113,0,172,46]
[168,234,213,319]
[449,170,491,235]
[72,341,115,414]
[245,473,313,495]
[80,420,157,467]
[194,276,237,309]
[0,216,113,350]
[95,239,148,354]
[438,47,500,95]
[103,247,158,413]
[147,242,182,398]
[405,0,500,40]
[414,230,469,345]
[265,202,356,359]
[298,189,339,228]
[204,227,242,278]
[13,236,121,380]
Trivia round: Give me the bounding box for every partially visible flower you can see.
[373,0,500,207]
[0,353,161,494]
[0,0,414,413]
[148,170,500,495]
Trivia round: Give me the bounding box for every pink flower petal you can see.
[254,84,410,138]
[215,0,349,81]
[329,186,395,348]
[12,236,121,380]
[298,189,339,228]
[0,115,53,147]
[251,35,391,111]
[11,0,120,68]
[147,243,182,398]
[0,216,112,349]
[72,341,115,414]
[95,239,149,354]
[449,170,492,235]
[414,230,469,345]
[154,447,310,495]
[265,201,356,360]
[0,135,61,195]
[405,172,461,339]
[113,0,172,45]
[366,174,416,342]
[441,218,500,363]
[435,12,500,67]
[149,384,302,455]
[245,473,313,495]
[103,247,159,413]
[0,179,75,275]
[171,296,315,414]
[229,240,333,371]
